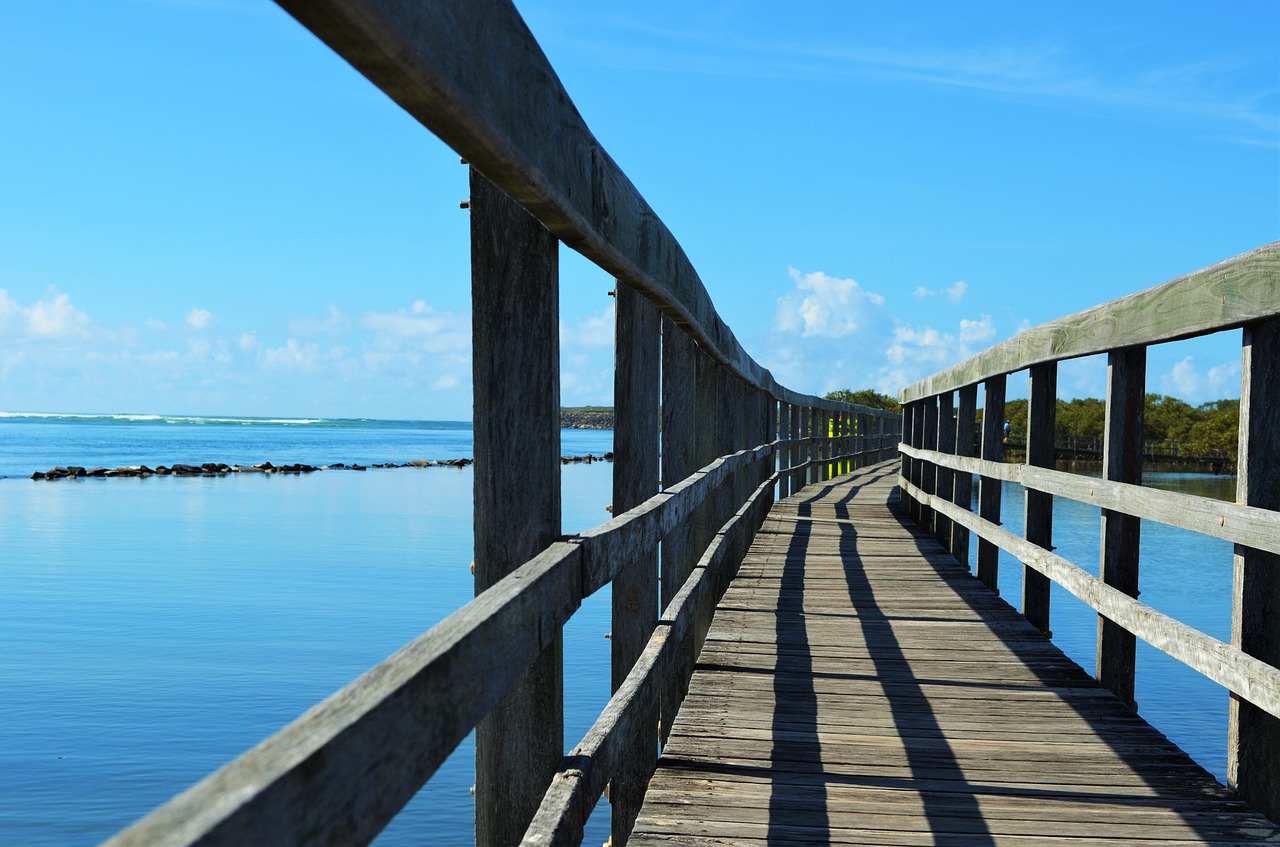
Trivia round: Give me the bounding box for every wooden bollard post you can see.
[1024,361,1057,635]
[612,283,661,845]
[921,397,939,535]
[660,317,696,749]
[778,400,791,500]
[977,375,1006,592]
[952,383,977,568]
[936,391,955,549]
[1096,346,1145,708]
[900,402,914,517]
[1229,318,1280,821]
[470,169,562,847]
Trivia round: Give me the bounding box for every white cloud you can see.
[263,339,323,372]
[774,269,885,338]
[560,303,616,406]
[1163,355,1240,402]
[290,304,350,335]
[561,303,615,349]
[186,308,215,330]
[361,301,469,353]
[911,281,968,303]
[0,289,91,341]
[874,315,997,394]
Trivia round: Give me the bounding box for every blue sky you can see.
[2,1,1276,420]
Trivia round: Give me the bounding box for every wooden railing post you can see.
[952,384,977,568]
[778,400,791,499]
[660,316,696,746]
[470,169,563,847]
[919,398,938,535]
[1229,318,1280,821]
[935,393,955,548]
[791,404,804,492]
[1024,362,1057,636]
[1097,347,1145,708]
[901,401,916,519]
[977,375,1006,592]
[611,283,661,844]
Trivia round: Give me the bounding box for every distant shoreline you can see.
[560,406,614,430]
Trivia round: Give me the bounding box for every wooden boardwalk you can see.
[630,461,1280,846]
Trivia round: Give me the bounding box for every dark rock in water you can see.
[154,466,171,475]
[32,471,46,480]
[603,452,614,461]
[235,465,264,473]
[87,467,106,477]
[330,463,346,469]
[351,464,366,471]
[171,464,200,475]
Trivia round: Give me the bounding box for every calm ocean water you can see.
[1,415,1242,844]
[0,414,615,846]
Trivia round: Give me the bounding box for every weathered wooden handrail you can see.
[101,2,900,847]
[898,241,1280,821]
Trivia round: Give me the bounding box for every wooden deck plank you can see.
[630,461,1280,846]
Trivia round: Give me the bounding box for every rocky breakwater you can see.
[560,407,614,430]
[32,462,321,480]
[29,454,612,480]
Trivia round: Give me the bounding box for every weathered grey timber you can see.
[901,240,1280,402]
[900,248,1280,828]
[900,443,1280,557]
[470,169,564,847]
[611,283,661,844]
[631,463,1280,846]
[977,375,1004,592]
[952,383,977,566]
[1229,318,1280,821]
[1023,361,1056,636]
[268,0,900,420]
[1097,347,1145,708]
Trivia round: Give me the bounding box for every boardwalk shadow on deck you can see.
[881,480,1272,843]
[825,477,997,846]
[632,463,1279,845]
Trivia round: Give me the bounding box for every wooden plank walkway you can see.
[630,460,1280,846]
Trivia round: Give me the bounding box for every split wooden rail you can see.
[897,239,1280,821]
[101,2,897,847]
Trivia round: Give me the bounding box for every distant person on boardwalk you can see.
[1003,421,1011,442]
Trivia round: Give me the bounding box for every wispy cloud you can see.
[548,15,1277,140]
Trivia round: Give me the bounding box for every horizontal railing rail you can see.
[897,241,1280,821]
[100,2,901,847]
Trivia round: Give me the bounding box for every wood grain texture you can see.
[1023,362,1056,636]
[952,383,977,566]
[905,477,1280,724]
[936,391,956,551]
[1097,348,1145,708]
[104,543,584,847]
[270,1,903,422]
[470,169,564,847]
[900,443,1280,556]
[901,241,1280,403]
[978,376,1006,592]
[1229,318,1280,820]
[632,463,1280,847]
[523,474,781,846]
[612,283,662,843]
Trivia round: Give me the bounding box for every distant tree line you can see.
[824,389,1239,461]
[823,388,902,414]
[999,394,1239,460]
